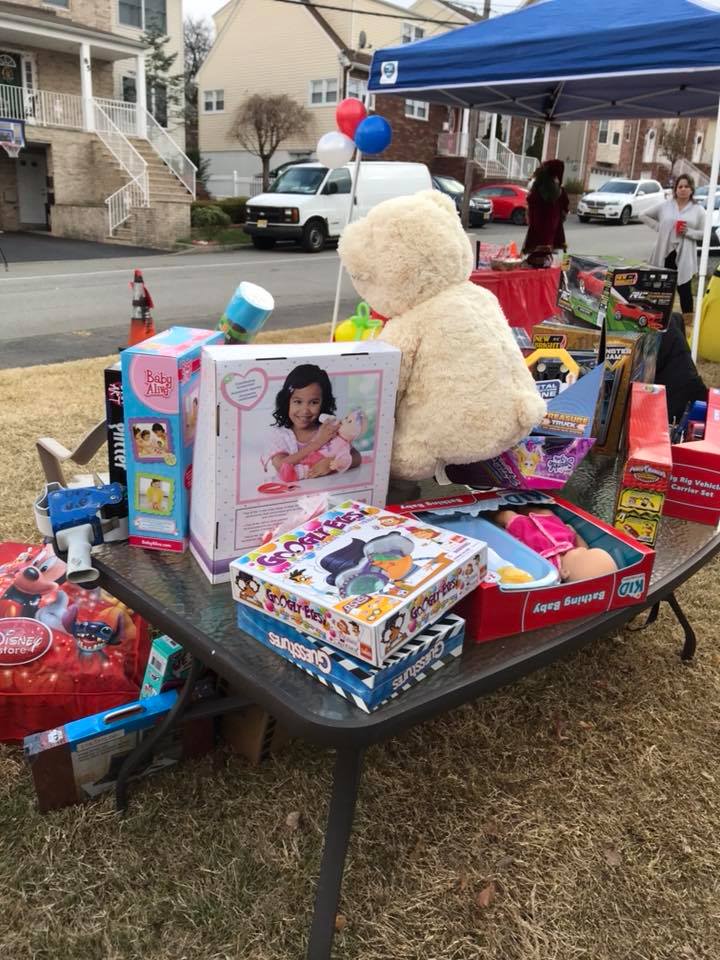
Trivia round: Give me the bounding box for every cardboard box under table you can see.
[122,326,224,553]
[614,384,672,547]
[230,500,485,667]
[190,341,401,584]
[237,604,465,712]
[388,491,654,644]
[665,388,720,526]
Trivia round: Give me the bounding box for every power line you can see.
[267,0,467,25]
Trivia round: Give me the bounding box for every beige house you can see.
[196,0,481,188]
[0,0,193,247]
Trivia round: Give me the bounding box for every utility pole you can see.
[461,108,480,229]
[483,0,491,17]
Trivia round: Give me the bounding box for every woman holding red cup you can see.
[641,174,705,329]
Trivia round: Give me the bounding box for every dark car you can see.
[431,174,493,228]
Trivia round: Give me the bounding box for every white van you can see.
[244,161,432,253]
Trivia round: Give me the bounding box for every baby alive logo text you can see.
[144,369,174,398]
[256,510,367,568]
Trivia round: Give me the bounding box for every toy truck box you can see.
[122,326,224,553]
[531,320,602,370]
[614,384,672,547]
[387,490,654,644]
[189,340,401,584]
[24,691,214,812]
[230,500,485,667]
[237,604,465,712]
[558,254,676,332]
[665,388,720,526]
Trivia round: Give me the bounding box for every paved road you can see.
[0,219,685,368]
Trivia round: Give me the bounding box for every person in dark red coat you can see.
[522,159,569,267]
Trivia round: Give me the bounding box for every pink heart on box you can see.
[220,368,269,410]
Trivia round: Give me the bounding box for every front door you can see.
[17,151,48,226]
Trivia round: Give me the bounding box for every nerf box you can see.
[139,634,192,699]
[558,254,676,331]
[665,388,720,526]
[592,328,663,455]
[122,326,224,553]
[190,340,401,584]
[237,603,465,712]
[230,500,485,667]
[614,384,672,547]
[388,490,654,644]
[24,691,214,812]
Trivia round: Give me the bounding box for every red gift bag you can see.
[0,542,151,742]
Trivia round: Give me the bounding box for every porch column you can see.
[135,54,147,138]
[79,43,94,132]
[488,113,498,160]
[541,120,550,161]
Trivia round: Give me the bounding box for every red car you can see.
[471,183,528,224]
[612,301,665,330]
[576,267,606,298]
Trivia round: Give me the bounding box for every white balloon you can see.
[316,131,355,169]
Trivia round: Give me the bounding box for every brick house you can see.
[196,0,539,197]
[0,0,193,247]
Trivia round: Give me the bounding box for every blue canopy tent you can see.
[368,0,720,358]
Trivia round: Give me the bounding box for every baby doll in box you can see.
[338,190,545,482]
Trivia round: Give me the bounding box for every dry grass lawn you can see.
[0,339,719,960]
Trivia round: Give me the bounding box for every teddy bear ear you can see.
[420,189,458,218]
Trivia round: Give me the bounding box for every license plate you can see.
[257,219,267,228]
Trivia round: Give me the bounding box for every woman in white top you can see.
[640,174,705,325]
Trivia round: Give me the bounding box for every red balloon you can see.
[336,98,367,139]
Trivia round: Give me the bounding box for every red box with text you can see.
[664,388,720,526]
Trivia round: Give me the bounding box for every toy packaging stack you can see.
[237,604,465,712]
[190,341,401,583]
[230,500,485,667]
[558,254,676,331]
[387,491,654,644]
[0,542,151,743]
[121,326,224,553]
[614,384,672,546]
[665,388,720,526]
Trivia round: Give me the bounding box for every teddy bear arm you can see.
[380,318,420,404]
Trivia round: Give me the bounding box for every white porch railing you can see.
[0,83,83,130]
[145,110,196,199]
[673,157,709,186]
[94,97,137,136]
[93,101,149,235]
[472,137,538,181]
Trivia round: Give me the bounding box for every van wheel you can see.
[302,220,326,253]
[619,206,631,225]
[252,236,276,250]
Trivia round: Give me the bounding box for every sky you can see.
[182,0,526,24]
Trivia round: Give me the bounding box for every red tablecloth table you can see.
[470,267,561,337]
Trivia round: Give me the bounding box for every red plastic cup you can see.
[676,219,686,236]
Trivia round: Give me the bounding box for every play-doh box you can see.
[229,500,485,666]
[387,491,655,643]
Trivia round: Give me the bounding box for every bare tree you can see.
[659,122,689,178]
[229,94,312,189]
[183,17,213,153]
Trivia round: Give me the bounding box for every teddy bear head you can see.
[338,189,474,318]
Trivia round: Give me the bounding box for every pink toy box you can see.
[665,388,720,526]
[229,500,485,667]
[388,490,654,644]
[121,326,224,553]
[190,341,401,584]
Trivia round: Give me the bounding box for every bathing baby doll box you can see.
[190,341,401,584]
[230,500,485,667]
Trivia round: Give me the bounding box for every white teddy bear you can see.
[338,189,546,481]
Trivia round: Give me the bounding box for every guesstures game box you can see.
[236,605,465,712]
[230,501,485,667]
[190,341,401,584]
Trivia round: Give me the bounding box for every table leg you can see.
[115,656,204,813]
[667,593,697,662]
[306,745,365,960]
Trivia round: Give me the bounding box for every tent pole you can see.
[541,120,550,161]
[690,95,720,361]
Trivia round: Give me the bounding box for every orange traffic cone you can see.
[128,269,155,346]
[508,241,520,259]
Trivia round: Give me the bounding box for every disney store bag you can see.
[0,542,151,742]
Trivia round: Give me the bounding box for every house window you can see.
[151,82,167,126]
[598,120,609,144]
[309,79,338,106]
[405,99,428,121]
[203,89,224,112]
[624,125,631,141]
[402,22,424,43]
[122,75,136,103]
[612,131,620,145]
[347,76,375,110]
[119,0,167,32]
[43,0,69,7]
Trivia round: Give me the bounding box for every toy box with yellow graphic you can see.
[229,500,485,667]
[614,384,672,546]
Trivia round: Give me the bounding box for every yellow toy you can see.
[697,265,720,362]
[334,301,383,342]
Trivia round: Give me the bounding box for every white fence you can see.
[207,172,263,199]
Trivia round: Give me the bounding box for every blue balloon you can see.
[354,115,392,155]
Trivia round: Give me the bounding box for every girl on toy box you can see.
[263,364,361,482]
[640,174,705,330]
